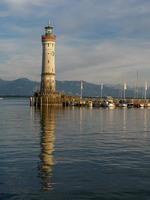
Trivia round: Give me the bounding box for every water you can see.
[1,98,150,199]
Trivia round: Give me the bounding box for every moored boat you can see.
[108,102,115,109]
[119,103,127,108]
[139,103,144,108]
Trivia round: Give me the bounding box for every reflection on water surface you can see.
[1,99,150,199]
[39,106,56,190]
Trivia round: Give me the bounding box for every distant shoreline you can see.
[0,96,30,98]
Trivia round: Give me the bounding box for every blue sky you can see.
[1,0,150,86]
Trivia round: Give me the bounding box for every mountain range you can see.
[0,78,148,98]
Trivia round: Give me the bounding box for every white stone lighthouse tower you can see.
[40,24,56,94]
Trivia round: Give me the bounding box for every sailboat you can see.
[119,82,127,107]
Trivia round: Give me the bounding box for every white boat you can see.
[139,103,144,108]
[108,102,115,109]
[102,98,115,108]
[119,99,127,108]
[119,103,127,108]
[146,103,150,107]
[88,101,93,107]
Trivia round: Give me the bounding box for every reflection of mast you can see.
[144,109,147,135]
[79,107,83,132]
[123,108,127,131]
[39,106,56,190]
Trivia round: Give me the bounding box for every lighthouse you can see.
[32,23,62,106]
[40,24,56,94]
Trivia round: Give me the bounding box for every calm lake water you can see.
[1,98,150,200]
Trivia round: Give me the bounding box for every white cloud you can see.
[1,0,150,85]
[2,0,67,10]
[0,38,41,80]
[56,37,150,85]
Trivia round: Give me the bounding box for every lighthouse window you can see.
[48,44,49,47]
[48,60,49,63]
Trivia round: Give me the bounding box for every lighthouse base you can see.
[31,91,63,106]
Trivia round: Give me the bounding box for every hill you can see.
[0,78,39,96]
[0,78,148,98]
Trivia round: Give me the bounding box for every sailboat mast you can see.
[145,81,147,100]
[123,82,127,100]
[135,70,139,98]
[80,80,83,99]
[100,83,103,99]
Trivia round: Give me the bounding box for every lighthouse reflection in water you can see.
[39,106,56,190]
[1,99,150,199]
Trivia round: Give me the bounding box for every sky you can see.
[1,0,150,86]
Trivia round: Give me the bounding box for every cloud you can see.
[0,37,41,80]
[56,37,150,85]
[0,0,150,85]
[3,0,48,7]
[1,0,67,13]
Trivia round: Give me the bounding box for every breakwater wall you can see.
[30,93,150,108]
